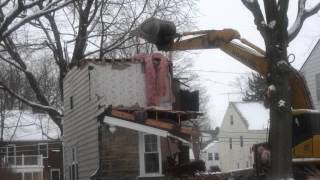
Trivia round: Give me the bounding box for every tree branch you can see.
[3,36,63,131]
[0,0,10,8]
[0,54,26,72]
[0,0,24,36]
[70,0,96,67]
[241,0,267,41]
[288,0,320,42]
[0,81,62,119]
[2,0,72,39]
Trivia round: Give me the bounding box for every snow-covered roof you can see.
[2,110,60,141]
[233,102,269,130]
[202,140,218,152]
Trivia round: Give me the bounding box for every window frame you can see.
[240,136,243,147]
[6,144,16,165]
[214,152,219,160]
[50,169,61,180]
[230,115,234,125]
[208,152,213,161]
[70,147,78,180]
[38,143,48,158]
[70,96,74,110]
[139,133,163,177]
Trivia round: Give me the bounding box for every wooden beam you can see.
[110,109,193,135]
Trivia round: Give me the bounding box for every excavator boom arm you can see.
[161,32,313,109]
[133,18,314,109]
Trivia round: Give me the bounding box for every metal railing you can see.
[4,155,43,167]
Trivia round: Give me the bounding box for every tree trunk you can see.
[266,13,293,180]
[268,60,292,178]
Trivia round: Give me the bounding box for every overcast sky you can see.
[191,0,320,127]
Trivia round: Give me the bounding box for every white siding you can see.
[218,103,267,172]
[63,66,99,180]
[301,40,320,111]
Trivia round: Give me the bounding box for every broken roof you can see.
[2,110,60,141]
[114,106,202,122]
[99,106,202,141]
[232,102,269,130]
[104,116,190,144]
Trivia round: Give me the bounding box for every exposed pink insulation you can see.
[134,53,172,106]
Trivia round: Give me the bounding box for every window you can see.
[33,172,42,180]
[230,115,234,125]
[70,96,74,109]
[7,144,16,165]
[229,138,232,149]
[144,135,159,173]
[38,143,48,158]
[139,133,162,177]
[208,153,213,161]
[16,173,22,180]
[16,172,41,180]
[70,147,78,180]
[51,169,60,180]
[25,172,32,180]
[214,153,219,160]
[240,136,243,147]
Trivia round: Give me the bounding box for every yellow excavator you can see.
[132,17,320,177]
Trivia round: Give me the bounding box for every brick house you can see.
[62,54,202,180]
[0,111,63,180]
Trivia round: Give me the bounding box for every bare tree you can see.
[0,0,197,133]
[241,0,320,178]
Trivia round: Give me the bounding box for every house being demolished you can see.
[62,53,203,180]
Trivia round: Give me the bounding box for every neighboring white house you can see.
[218,102,269,172]
[300,39,320,111]
[200,141,220,171]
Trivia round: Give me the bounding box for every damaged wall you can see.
[98,125,140,180]
[90,56,173,109]
[97,124,185,180]
[91,62,148,108]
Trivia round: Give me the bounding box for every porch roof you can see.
[103,116,190,144]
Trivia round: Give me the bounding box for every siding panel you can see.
[301,40,320,110]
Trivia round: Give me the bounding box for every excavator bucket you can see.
[131,18,177,50]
